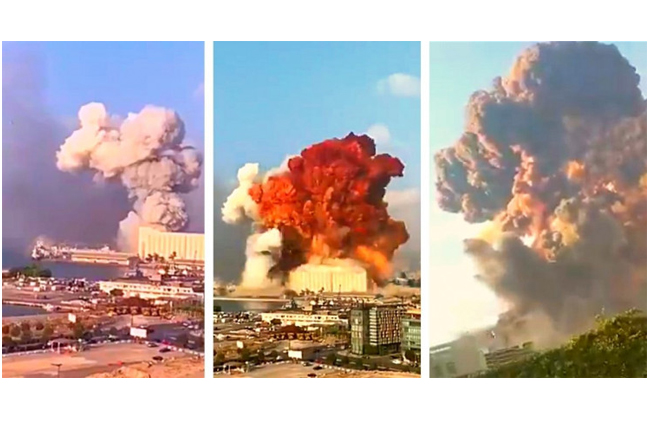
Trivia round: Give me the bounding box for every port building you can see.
[288,263,373,294]
[98,277,204,300]
[137,227,204,262]
[260,310,347,327]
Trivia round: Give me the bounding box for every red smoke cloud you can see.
[249,133,409,282]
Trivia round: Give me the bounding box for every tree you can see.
[20,329,33,344]
[325,325,340,336]
[35,322,45,332]
[256,350,265,363]
[239,347,251,362]
[339,355,349,366]
[20,322,31,333]
[270,318,282,326]
[10,326,20,338]
[269,350,279,360]
[2,325,9,335]
[282,289,298,299]
[72,323,85,340]
[404,349,418,364]
[110,289,124,297]
[325,353,337,365]
[214,352,226,365]
[354,358,364,369]
[3,335,15,348]
[41,325,54,343]
[13,264,52,278]
[108,327,118,336]
[481,310,647,378]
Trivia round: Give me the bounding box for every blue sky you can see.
[213,42,421,191]
[429,41,648,345]
[2,41,205,142]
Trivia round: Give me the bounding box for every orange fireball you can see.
[249,133,409,282]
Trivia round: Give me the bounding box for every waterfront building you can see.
[98,277,203,300]
[260,310,347,327]
[138,227,205,262]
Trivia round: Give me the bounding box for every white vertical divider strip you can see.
[203,40,215,378]
[419,40,431,379]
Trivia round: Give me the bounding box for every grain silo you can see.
[288,262,371,293]
[137,227,205,262]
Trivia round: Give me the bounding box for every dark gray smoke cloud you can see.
[465,200,643,346]
[434,42,647,347]
[2,50,130,260]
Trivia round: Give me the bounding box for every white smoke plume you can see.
[222,163,261,224]
[222,162,283,288]
[56,102,203,251]
[241,228,283,288]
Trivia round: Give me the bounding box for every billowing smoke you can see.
[56,102,203,251]
[222,133,410,289]
[434,42,647,346]
[2,51,130,261]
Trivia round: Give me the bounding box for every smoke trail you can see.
[434,41,647,345]
[56,102,203,251]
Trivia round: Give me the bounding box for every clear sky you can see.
[429,41,648,346]
[2,41,205,142]
[213,42,421,190]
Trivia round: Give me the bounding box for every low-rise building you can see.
[98,277,203,300]
[260,310,347,327]
[287,342,330,361]
[484,344,535,371]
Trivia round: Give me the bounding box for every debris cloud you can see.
[56,103,203,251]
[434,41,647,345]
[223,133,409,288]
